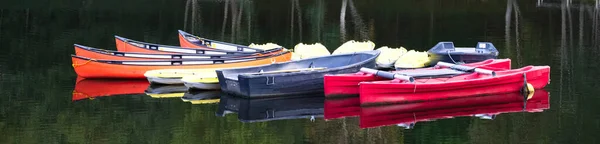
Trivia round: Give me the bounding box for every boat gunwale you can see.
[75,44,263,57]
[177,30,268,52]
[70,50,291,66]
[115,35,283,54]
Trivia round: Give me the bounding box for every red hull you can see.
[324,96,360,120]
[72,77,149,101]
[359,90,549,128]
[324,59,512,98]
[359,66,550,106]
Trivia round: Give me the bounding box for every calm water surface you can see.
[1,0,600,143]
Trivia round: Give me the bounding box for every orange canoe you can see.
[72,50,292,78]
[72,77,149,101]
[178,30,262,51]
[74,44,284,61]
[115,35,278,54]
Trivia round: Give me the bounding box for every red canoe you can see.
[71,50,292,78]
[115,35,279,54]
[359,65,550,106]
[324,96,360,120]
[72,77,149,101]
[359,90,550,129]
[74,44,282,61]
[324,59,512,98]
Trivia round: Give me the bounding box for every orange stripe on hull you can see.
[72,52,293,79]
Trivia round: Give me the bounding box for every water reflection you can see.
[144,84,188,98]
[323,96,360,120]
[217,93,324,123]
[181,90,221,104]
[72,77,149,101]
[360,90,550,129]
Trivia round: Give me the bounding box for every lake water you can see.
[1,0,599,143]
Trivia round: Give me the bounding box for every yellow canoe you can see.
[332,40,376,55]
[394,50,431,69]
[181,75,220,90]
[375,46,408,68]
[144,69,218,84]
[291,43,331,60]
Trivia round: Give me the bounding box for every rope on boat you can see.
[413,83,417,93]
[72,58,95,68]
[447,51,465,64]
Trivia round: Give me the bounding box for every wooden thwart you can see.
[249,67,327,75]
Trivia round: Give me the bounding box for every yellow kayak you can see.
[144,69,217,84]
[375,46,408,68]
[332,40,376,55]
[248,43,285,51]
[291,43,331,60]
[394,50,431,69]
[181,75,221,90]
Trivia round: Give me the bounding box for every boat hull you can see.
[71,51,292,79]
[217,50,380,98]
[74,44,265,61]
[359,66,550,106]
[323,59,512,98]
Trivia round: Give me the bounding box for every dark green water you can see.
[1,0,600,143]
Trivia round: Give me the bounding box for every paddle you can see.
[359,68,415,82]
[248,67,327,75]
[436,61,496,76]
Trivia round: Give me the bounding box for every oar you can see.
[359,68,415,82]
[436,62,496,76]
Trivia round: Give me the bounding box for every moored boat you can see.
[178,30,271,53]
[323,59,512,98]
[216,50,381,98]
[359,65,550,106]
[359,90,549,129]
[427,42,499,65]
[181,75,220,90]
[115,35,281,54]
[71,50,292,79]
[74,44,269,61]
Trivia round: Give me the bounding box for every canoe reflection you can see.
[359,89,550,129]
[216,93,325,123]
[72,77,149,101]
[324,95,360,120]
[145,84,188,98]
[181,90,221,104]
